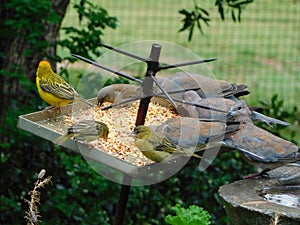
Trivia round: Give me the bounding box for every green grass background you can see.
[59,0,300,144]
[60,0,300,107]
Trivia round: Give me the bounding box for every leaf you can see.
[165,204,211,225]
[178,4,210,41]
[216,0,225,20]
[238,7,242,22]
[188,23,195,41]
[231,9,236,22]
[179,9,191,16]
[196,19,204,35]
[199,8,210,16]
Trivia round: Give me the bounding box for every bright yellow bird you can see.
[36,60,92,109]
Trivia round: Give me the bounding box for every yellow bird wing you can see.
[68,121,100,136]
[155,135,201,158]
[148,132,177,153]
[53,133,74,145]
[39,71,78,100]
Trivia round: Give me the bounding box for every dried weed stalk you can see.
[270,212,281,225]
[24,169,52,225]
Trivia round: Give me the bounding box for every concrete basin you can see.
[219,166,300,225]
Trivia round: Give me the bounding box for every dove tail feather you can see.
[251,111,290,126]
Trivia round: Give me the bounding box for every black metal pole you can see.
[113,175,132,225]
[112,43,162,225]
[135,43,161,126]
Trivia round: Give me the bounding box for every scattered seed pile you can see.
[62,101,178,166]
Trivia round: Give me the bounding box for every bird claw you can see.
[44,106,61,118]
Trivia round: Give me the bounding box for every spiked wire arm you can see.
[72,43,225,115]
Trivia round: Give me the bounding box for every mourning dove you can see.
[149,117,239,148]
[96,84,142,106]
[223,122,299,176]
[223,103,298,176]
[182,90,289,126]
[227,100,290,126]
[148,117,240,170]
[155,71,249,104]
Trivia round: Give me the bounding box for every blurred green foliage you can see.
[2,0,60,57]
[179,0,254,41]
[58,0,117,63]
[258,94,299,145]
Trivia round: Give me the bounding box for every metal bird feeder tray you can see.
[18,42,220,225]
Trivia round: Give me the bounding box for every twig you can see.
[270,213,281,225]
[24,169,52,225]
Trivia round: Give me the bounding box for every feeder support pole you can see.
[113,44,162,225]
[135,43,162,126]
[113,175,132,225]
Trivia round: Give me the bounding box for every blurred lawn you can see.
[59,0,299,143]
[59,0,299,107]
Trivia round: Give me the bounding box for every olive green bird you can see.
[134,125,201,162]
[54,120,109,145]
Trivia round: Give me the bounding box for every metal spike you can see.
[72,54,143,84]
[151,75,178,110]
[101,96,144,110]
[159,58,217,70]
[101,43,148,62]
[153,93,226,113]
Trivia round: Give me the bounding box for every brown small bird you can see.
[96,84,142,106]
[54,120,109,145]
[133,125,202,162]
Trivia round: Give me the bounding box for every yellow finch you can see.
[36,60,92,109]
[133,125,201,162]
[54,120,109,145]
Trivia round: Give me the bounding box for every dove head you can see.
[96,86,114,106]
[227,100,252,123]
